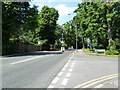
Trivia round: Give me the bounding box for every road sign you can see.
[38,41,42,44]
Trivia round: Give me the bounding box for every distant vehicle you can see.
[68,46,74,50]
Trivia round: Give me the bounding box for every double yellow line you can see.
[74,73,119,88]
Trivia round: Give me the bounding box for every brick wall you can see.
[12,43,41,53]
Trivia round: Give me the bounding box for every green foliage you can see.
[82,49,94,53]
[38,6,59,46]
[105,50,119,55]
[54,24,63,46]
[105,40,119,55]
[62,20,76,48]
[2,2,39,54]
[73,2,120,49]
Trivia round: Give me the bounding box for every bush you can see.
[82,48,94,53]
[105,50,119,55]
[105,40,119,55]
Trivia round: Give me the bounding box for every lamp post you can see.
[75,17,79,51]
[68,13,78,51]
[61,33,65,52]
[76,25,78,51]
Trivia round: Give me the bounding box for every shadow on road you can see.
[2,51,63,57]
[2,49,76,57]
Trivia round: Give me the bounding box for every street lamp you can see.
[68,13,78,51]
[76,25,78,51]
[61,33,65,52]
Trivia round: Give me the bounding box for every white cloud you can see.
[31,0,81,2]
[35,3,44,9]
[55,4,77,16]
[31,0,53,2]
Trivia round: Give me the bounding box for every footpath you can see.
[48,49,119,89]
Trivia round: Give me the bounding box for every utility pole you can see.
[61,33,65,52]
[68,13,78,51]
[76,17,79,51]
[76,25,78,51]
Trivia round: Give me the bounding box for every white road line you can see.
[72,63,75,65]
[11,56,43,65]
[51,77,59,84]
[64,64,68,68]
[94,84,103,88]
[58,72,63,76]
[69,56,73,60]
[73,61,76,63]
[68,60,70,63]
[47,52,74,88]
[0,58,8,59]
[47,85,54,88]
[61,78,69,86]
[70,65,74,68]
[69,68,73,72]
[61,68,66,71]
[66,73,71,77]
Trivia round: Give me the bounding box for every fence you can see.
[13,43,41,53]
[2,43,61,55]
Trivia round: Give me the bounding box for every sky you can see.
[30,0,82,25]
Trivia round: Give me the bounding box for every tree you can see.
[2,2,39,54]
[38,6,59,50]
[62,20,76,48]
[105,2,120,46]
[73,2,120,49]
[54,24,63,47]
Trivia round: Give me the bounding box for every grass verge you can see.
[82,49,120,58]
[86,53,120,58]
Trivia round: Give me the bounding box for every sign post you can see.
[38,41,42,50]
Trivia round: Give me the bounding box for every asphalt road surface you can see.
[2,51,73,88]
[48,50,118,88]
[1,50,118,88]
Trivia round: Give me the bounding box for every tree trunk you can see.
[108,22,112,45]
[107,3,112,45]
[82,37,85,48]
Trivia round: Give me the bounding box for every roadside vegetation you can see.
[62,2,120,55]
[2,1,120,55]
[82,48,120,57]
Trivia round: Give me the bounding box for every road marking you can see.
[72,62,75,65]
[47,85,54,88]
[51,77,59,84]
[66,73,71,77]
[61,78,69,86]
[69,54,74,61]
[73,61,76,63]
[61,68,66,71]
[74,74,118,88]
[64,64,68,68]
[47,52,74,88]
[58,72,63,76]
[82,75,118,88]
[70,65,74,68]
[11,56,43,65]
[94,84,103,88]
[0,58,8,59]
[69,69,73,72]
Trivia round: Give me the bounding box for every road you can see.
[1,50,118,88]
[2,51,72,88]
[48,50,118,88]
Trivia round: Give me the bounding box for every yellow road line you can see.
[74,74,118,88]
[82,75,118,88]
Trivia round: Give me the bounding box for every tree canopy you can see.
[38,6,59,46]
[63,2,120,49]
